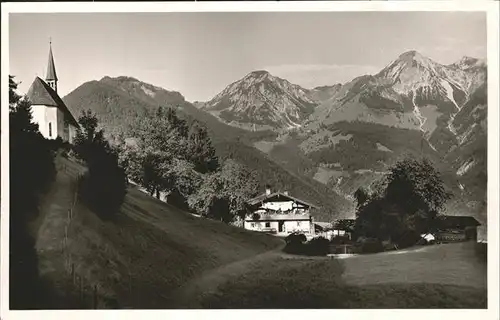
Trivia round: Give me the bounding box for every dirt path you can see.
[35,157,75,264]
[167,247,285,308]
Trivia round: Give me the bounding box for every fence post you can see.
[93,284,98,309]
[79,275,84,303]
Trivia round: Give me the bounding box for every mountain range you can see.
[62,50,487,223]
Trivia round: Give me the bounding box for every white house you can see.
[244,188,317,237]
[26,42,79,143]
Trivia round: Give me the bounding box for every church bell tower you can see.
[46,39,58,92]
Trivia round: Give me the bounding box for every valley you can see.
[63,50,487,225]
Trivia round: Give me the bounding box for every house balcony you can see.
[245,213,312,221]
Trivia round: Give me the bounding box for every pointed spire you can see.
[46,39,58,82]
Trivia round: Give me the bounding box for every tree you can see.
[385,158,452,219]
[186,120,219,173]
[123,106,220,203]
[73,110,110,163]
[353,186,369,208]
[74,109,127,219]
[9,75,56,308]
[188,160,259,222]
[354,158,452,246]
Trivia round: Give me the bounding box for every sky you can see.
[9,12,486,102]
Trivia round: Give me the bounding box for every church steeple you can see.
[46,39,58,92]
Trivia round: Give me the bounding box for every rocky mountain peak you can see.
[202,70,318,131]
[247,70,271,77]
[451,56,486,70]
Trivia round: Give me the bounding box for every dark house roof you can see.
[247,192,319,209]
[26,77,79,127]
[437,215,481,230]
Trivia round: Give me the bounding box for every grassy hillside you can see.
[197,243,486,308]
[34,155,282,309]
[304,121,439,172]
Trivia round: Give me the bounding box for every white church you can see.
[26,42,79,143]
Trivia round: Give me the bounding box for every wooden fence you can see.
[59,156,101,309]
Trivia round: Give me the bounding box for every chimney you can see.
[265,185,271,195]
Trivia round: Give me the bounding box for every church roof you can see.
[26,77,79,127]
[46,45,58,81]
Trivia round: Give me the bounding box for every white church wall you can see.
[31,105,58,140]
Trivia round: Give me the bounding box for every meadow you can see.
[32,156,487,309]
[197,242,487,309]
[34,156,282,309]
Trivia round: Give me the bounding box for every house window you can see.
[297,221,301,226]
[265,222,270,228]
[49,123,52,137]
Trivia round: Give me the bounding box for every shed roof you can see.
[437,215,481,229]
[314,221,333,231]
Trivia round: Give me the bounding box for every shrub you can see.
[330,235,351,245]
[284,234,330,256]
[285,232,307,245]
[73,110,128,220]
[46,137,73,157]
[394,231,423,249]
[305,237,330,256]
[358,238,384,254]
[77,151,127,220]
[284,233,307,254]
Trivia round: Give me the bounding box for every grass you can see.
[342,243,487,288]
[33,155,487,309]
[34,156,282,309]
[199,243,487,309]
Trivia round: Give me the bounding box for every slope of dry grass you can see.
[34,156,282,309]
[342,243,487,288]
[198,243,487,309]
